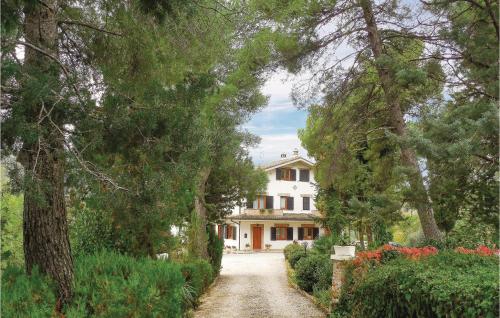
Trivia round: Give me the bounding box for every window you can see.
[248,195,274,209]
[225,225,237,240]
[271,225,293,241]
[303,196,310,210]
[298,226,319,240]
[276,168,296,181]
[280,196,294,210]
[299,169,310,182]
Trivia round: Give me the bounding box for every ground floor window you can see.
[271,225,293,241]
[218,224,237,240]
[298,226,319,240]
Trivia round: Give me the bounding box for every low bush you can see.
[180,259,214,310]
[312,234,338,255]
[294,254,332,293]
[1,266,57,317]
[68,251,185,317]
[336,251,499,318]
[284,243,303,260]
[288,248,308,269]
[2,251,188,318]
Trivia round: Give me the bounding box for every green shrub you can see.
[180,259,213,310]
[1,266,57,318]
[295,254,332,293]
[312,234,339,255]
[313,289,332,309]
[69,206,115,257]
[288,248,308,269]
[207,225,223,275]
[337,251,499,318]
[68,251,184,317]
[284,243,303,260]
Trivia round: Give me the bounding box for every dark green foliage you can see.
[69,205,114,257]
[284,243,303,260]
[311,234,339,255]
[294,254,332,293]
[337,252,499,318]
[207,225,224,275]
[288,248,307,269]
[180,259,213,310]
[1,266,57,318]
[1,251,221,317]
[68,251,184,317]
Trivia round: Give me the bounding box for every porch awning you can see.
[226,213,318,222]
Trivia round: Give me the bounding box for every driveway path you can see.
[193,253,326,318]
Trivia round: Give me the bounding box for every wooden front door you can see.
[252,226,262,250]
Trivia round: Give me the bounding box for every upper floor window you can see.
[276,168,296,181]
[280,196,294,210]
[299,169,310,182]
[303,197,310,210]
[247,195,273,209]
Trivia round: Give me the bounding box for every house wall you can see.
[221,220,325,250]
[231,161,317,215]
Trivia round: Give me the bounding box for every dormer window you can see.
[276,168,296,181]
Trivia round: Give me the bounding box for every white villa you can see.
[217,150,325,251]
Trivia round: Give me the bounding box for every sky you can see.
[242,72,311,165]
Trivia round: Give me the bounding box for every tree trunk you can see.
[190,167,211,259]
[22,0,74,303]
[358,0,443,241]
[358,223,365,250]
[366,224,373,246]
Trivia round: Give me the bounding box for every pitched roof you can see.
[259,156,314,171]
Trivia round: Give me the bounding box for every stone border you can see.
[285,261,330,315]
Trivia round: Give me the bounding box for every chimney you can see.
[281,153,287,158]
[292,148,299,156]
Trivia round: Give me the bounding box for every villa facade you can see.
[217,150,325,250]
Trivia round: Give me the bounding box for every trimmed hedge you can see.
[295,253,332,293]
[337,251,499,318]
[284,243,303,261]
[1,251,217,318]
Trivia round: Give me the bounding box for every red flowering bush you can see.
[455,245,500,256]
[352,245,438,266]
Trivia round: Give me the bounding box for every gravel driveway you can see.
[193,253,326,318]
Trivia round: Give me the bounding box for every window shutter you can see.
[223,225,227,239]
[298,227,304,240]
[300,169,310,182]
[303,197,310,210]
[290,169,296,181]
[266,196,274,209]
[276,168,281,180]
[287,227,293,241]
[313,227,319,239]
[232,226,237,240]
[287,197,294,210]
[271,227,276,241]
[217,225,222,239]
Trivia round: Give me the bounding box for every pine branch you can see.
[58,20,123,36]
